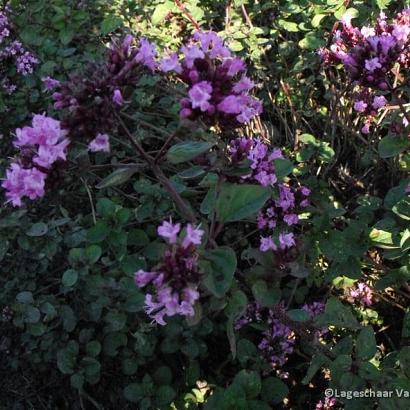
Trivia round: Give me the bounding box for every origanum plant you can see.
[0,2,409,410]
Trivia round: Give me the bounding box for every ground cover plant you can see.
[0,0,409,409]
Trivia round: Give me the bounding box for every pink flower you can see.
[360,26,375,37]
[112,89,124,106]
[182,224,204,248]
[361,123,371,134]
[2,163,46,207]
[134,270,158,287]
[88,133,110,153]
[157,219,181,244]
[188,81,213,111]
[354,100,368,112]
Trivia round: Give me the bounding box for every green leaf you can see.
[25,306,41,324]
[233,370,261,399]
[153,385,176,406]
[26,222,48,237]
[299,33,325,50]
[57,341,79,375]
[315,297,360,329]
[378,136,409,158]
[70,373,84,389]
[287,309,310,322]
[62,269,78,287]
[278,19,299,32]
[85,245,102,264]
[86,341,101,357]
[124,383,144,403]
[202,247,237,297]
[152,1,174,25]
[167,141,214,164]
[403,310,410,338]
[96,167,138,189]
[122,358,139,375]
[216,183,270,222]
[100,15,123,35]
[356,326,377,360]
[16,291,34,304]
[103,332,127,357]
[273,159,294,178]
[87,222,110,243]
[260,377,289,404]
[59,28,75,45]
[225,290,248,320]
[252,280,281,307]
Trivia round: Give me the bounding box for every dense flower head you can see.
[0,6,38,97]
[160,31,262,128]
[1,114,69,206]
[227,137,283,187]
[319,9,410,134]
[49,35,156,139]
[346,282,374,306]
[257,184,310,253]
[134,220,204,325]
[235,303,295,373]
[320,10,410,89]
[1,163,46,207]
[315,397,337,410]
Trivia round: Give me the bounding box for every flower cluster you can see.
[235,303,295,373]
[302,301,328,338]
[315,397,337,410]
[319,9,410,134]
[1,114,69,206]
[0,6,38,94]
[134,220,204,325]
[228,137,283,187]
[258,184,310,253]
[346,282,374,307]
[160,31,262,128]
[49,35,156,141]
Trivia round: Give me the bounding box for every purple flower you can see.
[135,38,157,71]
[260,236,277,252]
[160,53,182,74]
[232,76,255,93]
[88,133,110,153]
[365,57,382,72]
[372,95,387,109]
[354,100,368,112]
[112,89,124,106]
[182,224,204,248]
[283,214,299,226]
[279,232,295,249]
[41,77,60,91]
[188,81,213,111]
[181,45,205,69]
[157,219,181,244]
[134,270,158,287]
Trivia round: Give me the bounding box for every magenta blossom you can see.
[157,219,181,244]
[88,133,110,153]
